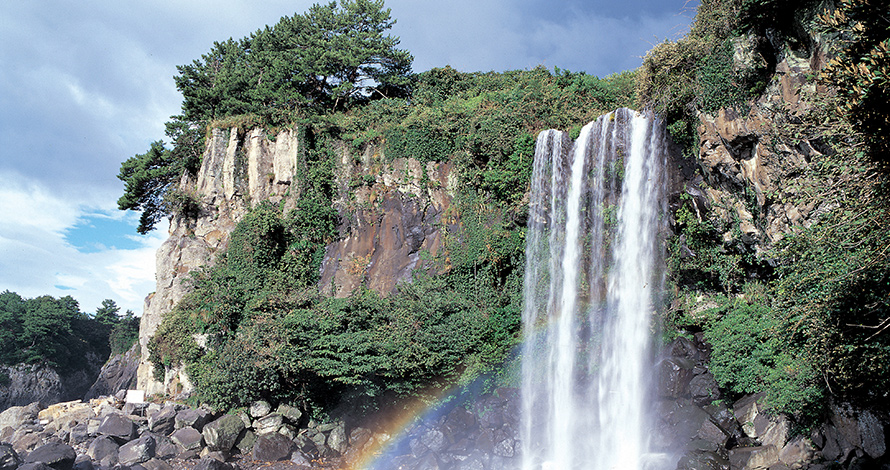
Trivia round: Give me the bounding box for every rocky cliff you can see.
[0,354,102,411]
[136,128,456,396]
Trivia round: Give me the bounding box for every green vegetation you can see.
[149,191,525,412]
[0,291,132,370]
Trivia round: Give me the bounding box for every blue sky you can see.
[0,0,693,315]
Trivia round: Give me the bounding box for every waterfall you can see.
[520,108,668,470]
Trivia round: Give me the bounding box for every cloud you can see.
[0,171,164,315]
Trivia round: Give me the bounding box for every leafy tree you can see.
[93,299,120,326]
[117,141,182,234]
[109,310,141,355]
[818,0,890,162]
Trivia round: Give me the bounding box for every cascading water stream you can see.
[520,108,668,470]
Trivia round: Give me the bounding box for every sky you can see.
[0,0,693,316]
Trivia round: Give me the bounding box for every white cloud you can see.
[0,171,163,315]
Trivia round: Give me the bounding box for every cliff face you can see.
[136,128,456,395]
[692,39,831,254]
[0,354,102,411]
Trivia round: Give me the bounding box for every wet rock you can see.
[676,450,729,470]
[728,445,779,470]
[201,415,244,453]
[689,373,721,405]
[118,435,155,466]
[659,357,696,398]
[24,442,76,470]
[0,443,22,470]
[327,421,348,455]
[696,418,730,448]
[251,433,294,462]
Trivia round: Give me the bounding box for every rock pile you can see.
[0,394,382,470]
[657,335,888,470]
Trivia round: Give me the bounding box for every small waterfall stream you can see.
[520,108,668,470]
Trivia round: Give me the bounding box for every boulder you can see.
[118,435,156,466]
[193,458,235,470]
[778,435,816,468]
[733,394,765,438]
[327,421,348,455]
[97,414,136,443]
[728,445,779,470]
[67,423,90,446]
[202,414,244,452]
[12,431,47,456]
[24,442,76,470]
[148,405,177,435]
[676,451,729,470]
[234,429,256,455]
[171,427,204,453]
[0,443,22,470]
[141,458,173,470]
[689,373,721,405]
[18,463,54,470]
[251,433,294,462]
[175,408,209,431]
[86,436,119,465]
[658,357,695,398]
[276,404,301,424]
[0,402,40,428]
[252,413,283,435]
[248,401,271,418]
[152,434,178,460]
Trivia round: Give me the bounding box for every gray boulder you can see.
[175,408,209,431]
[171,427,204,453]
[202,415,245,452]
[18,463,54,470]
[276,404,301,424]
[251,433,294,462]
[86,436,119,465]
[248,401,271,418]
[141,458,173,470]
[118,434,156,466]
[24,442,76,470]
[0,402,40,428]
[97,414,136,443]
[193,458,235,470]
[148,406,177,435]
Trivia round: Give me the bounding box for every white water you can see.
[520,109,668,470]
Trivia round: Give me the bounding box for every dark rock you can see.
[676,450,729,470]
[174,408,209,432]
[493,437,515,458]
[192,458,234,470]
[234,429,256,455]
[696,418,730,448]
[453,450,487,470]
[199,449,228,462]
[84,344,139,400]
[67,423,90,446]
[72,456,93,470]
[170,427,203,453]
[201,415,244,453]
[728,445,779,470]
[659,357,696,398]
[24,442,76,470]
[147,406,177,436]
[0,442,22,470]
[689,373,721,405]
[289,451,312,467]
[252,433,294,462]
[18,463,55,470]
[12,430,45,455]
[98,415,136,443]
[276,404,302,425]
[87,436,119,465]
[118,435,155,466]
[152,434,178,460]
[141,459,173,470]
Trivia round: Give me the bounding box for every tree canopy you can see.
[119,0,413,233]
